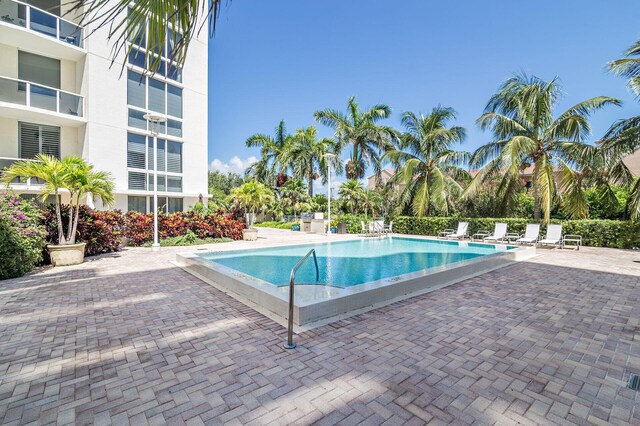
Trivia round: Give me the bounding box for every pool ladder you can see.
[284,248,319,349]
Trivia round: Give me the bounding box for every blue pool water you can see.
[199,237,516,288]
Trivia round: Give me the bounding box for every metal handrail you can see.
[284,248,319,349]
[0,75,84,117]
[0,0,84,47]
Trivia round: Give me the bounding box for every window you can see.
[127,133,146,168]
[148,78,165,113]
[18,51,60,89]
[167,85,182,118]
[167,119,182,137]
[128,108,147,130]
[128,196,146,213]
[147,138,166,171]
[147,174,166,191]
[128,171,146,190]
[127,70,146,108]
[168,198,183,213]
[128,21,183,83]
[128,47,145,69]
[19,122,60,159]
[127,132,182,193]
[126,74,182,134]
[167,176,182,192]
[167,141,182,173]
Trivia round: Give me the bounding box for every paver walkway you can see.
[0,229,639,425]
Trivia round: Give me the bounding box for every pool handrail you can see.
[284,248,319,350]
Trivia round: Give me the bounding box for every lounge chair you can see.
[516,224,540,245]
[484,223,508,243]
[538,224,563,248]
[443,222,469,240]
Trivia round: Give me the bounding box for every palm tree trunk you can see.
[54,190,66,245]
[308,171,314,197]
[533,184,541,220]
[67,199,74,243]
[70,198,80,244]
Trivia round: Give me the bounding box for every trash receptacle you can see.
[337,223,347,234]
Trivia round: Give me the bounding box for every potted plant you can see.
[228,180,274,241]
[1,154,115,266]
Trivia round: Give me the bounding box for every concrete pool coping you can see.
[175,235,538,331]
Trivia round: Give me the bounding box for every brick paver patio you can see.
[1,229,639,425]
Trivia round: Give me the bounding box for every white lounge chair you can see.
[445,222,469,240]
[360,221,369,237]
[484,223,508,243]
[516,224,540,245]
[539,224,563,247]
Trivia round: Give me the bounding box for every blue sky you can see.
[208,1,640,190]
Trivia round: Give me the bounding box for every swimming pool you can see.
[198,237,516,288]
[177,236,534,329]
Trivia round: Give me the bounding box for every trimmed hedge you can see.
[392,216,640,249]
[254,221,296,230]
[124,210,244,246]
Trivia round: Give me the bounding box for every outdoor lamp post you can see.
[144,113,167,249]
[323,153,336,235]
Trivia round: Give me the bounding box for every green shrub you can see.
[393,216,640,249]
[0,193,46,279]
[142,229,232,247]
[254,221,297,230]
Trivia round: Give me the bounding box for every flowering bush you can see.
[124,210,244,246]
[42,205,125,256]
[0,192,47,279]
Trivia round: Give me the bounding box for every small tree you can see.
[227,180,274,227]
[338,180,365,214]
[1,154,115,245]
[279,178,309,218]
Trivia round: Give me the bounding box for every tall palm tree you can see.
[279,126,340,197]
[385,107,469,217]
[314,96,398,180]
[1,155,115,244]
[466,73,620,223]
[338,180,365,214]
[69,0,227,75]
[245,120,291,186]
[601,39,640,219]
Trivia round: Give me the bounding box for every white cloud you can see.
[209,156,258,174]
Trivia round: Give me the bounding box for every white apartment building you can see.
[0,0,209,212]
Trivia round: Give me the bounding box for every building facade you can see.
[0,0,208,212]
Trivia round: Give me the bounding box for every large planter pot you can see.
[242,228,258,241]
[47,242,86,266]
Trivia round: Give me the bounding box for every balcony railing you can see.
[0,76,84,117]
[0,157,45,186]
[0,0,83,48]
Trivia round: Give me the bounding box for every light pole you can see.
[323,153,336,235]
[144,113,167,249]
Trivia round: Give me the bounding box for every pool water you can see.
[198,237,516,289]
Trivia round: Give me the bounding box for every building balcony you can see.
[0,0,85,61]
[0,76,86,127]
